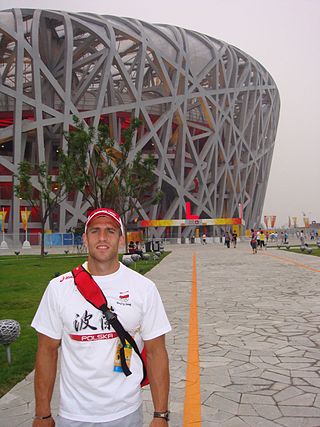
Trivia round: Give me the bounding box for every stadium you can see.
[0,9,280,240]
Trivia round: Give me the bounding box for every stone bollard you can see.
[131,254,141,262]
[0,319,21,364]
[122,255,134,266]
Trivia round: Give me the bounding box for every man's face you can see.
[83,216,123,264]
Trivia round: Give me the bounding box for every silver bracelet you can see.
[33,414,52,420]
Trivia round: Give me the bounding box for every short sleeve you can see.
[140,282,171,341]
[31,280,63,340]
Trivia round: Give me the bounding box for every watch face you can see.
[154,411,170,421]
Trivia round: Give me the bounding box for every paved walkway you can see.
[1,243,320,426]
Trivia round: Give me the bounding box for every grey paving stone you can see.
[226,351,250,362]
[238,404,258,416]
[252,403,282,420]
[204,394,239,414]
[241,394,275,405]
[273,386,304,402]
[276,417,308,427]
[279,405,320,417]
[270,383,288,391]
[239,416,281,426]
[260,356,281,365]
[280,393,316,406]
[215,391,242,403]
[305,378,320,387]
[221,417,251,426]
[3,244,320,425]
[261,370,291,384]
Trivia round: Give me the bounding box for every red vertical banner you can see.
[238,203,243,219]
[264,215,269,228]
[270,215,276,228]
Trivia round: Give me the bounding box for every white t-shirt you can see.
[31,262,171,423]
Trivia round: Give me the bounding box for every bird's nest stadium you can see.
[0,9,280,240]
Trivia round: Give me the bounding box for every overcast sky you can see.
[2,0,319,228]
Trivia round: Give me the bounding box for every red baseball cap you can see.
[85,208,124,234]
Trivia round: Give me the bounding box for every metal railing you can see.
[0,233,85,254]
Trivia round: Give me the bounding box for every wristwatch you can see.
[154,410,170,421]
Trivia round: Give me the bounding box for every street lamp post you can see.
[0,206,8,249]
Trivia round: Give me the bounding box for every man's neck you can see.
[86,258,120,276]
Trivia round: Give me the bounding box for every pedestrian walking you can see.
[225,231,231,248]
[232,232,237,248]
[256,229,261,248]
[250,228,257,254]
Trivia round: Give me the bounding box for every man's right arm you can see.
[33,333,61,427]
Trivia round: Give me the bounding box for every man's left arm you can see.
[144,335,170,426]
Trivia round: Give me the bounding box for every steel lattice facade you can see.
[0,9,280,238]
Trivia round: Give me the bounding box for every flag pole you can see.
[0,207,8,249]
[22,207,31,248]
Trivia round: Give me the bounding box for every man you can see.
[32,208,171,427]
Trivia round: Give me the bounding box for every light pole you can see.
[0,204,8,249]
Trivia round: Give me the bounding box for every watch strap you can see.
[154,410,170,421]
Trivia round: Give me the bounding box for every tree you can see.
[61,116,161,248]
[14,161,68,256]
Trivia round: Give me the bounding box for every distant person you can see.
[128,240,136,253]
[224,231,231,248]
[259,230,265,249]
[250,228,258,254]
[256,229,261,248]
[202,233,207,244]
[134,241,144,257]
[232,232,237,248]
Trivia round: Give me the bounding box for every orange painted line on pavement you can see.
[183,252,201,426]
[262,251,320,273]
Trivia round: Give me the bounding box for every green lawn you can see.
[278,245,320,257]
[0,252,168,397]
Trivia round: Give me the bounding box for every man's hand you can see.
[33,334,60,427]
[32,417,55,427]
[149,418,168,426]
[144,335,170,426]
